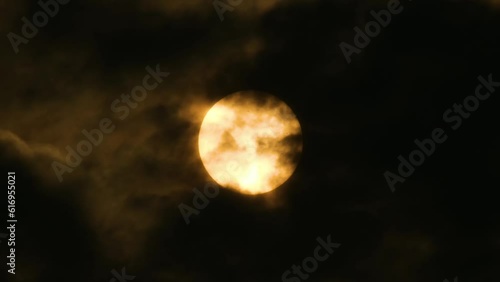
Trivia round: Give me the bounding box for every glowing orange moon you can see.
[198,91,302,195]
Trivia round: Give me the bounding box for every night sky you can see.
[1,0,500,281]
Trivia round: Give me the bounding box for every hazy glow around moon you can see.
[198,91,302,195]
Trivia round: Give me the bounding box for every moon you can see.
[198,91,303,195]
